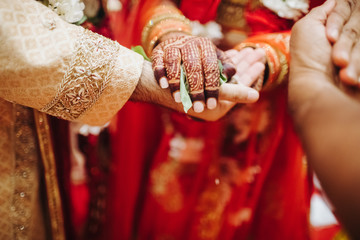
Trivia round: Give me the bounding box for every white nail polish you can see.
[247,90,259,101]
[193,101,204,113]
[160,77,169,88]
[330,28,339,40]
[174,91,181,103]
[207,98,217,110]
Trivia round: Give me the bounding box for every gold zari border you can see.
[34,110,65,240]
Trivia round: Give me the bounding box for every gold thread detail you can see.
[34,110,65,240]
[41,29,120,120]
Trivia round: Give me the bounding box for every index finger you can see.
[152,44,169,89]
[326,0,353,42]
[200,39,220,110]
[182,42,205,113]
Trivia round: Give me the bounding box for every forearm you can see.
[291,73,360,238]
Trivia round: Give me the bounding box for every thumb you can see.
[219,83,259,103]
[306,0,336,23]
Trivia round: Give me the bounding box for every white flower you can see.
[191,21,223,45]
[261,0,309,20]
[48,0,85,23]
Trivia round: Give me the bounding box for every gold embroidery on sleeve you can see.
[41,29,120,120]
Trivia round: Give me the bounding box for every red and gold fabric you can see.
[0,0,145,239]
[98,0,323,240]
[236,31,291,89]
[138,1,192,55]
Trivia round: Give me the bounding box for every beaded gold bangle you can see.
[143,18,191,54]
[141,6,191,55]
[142,14,190,47]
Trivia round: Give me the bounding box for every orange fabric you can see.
[236,31,291,87]
[108,0,167,47]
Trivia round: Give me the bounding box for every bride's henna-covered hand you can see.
[151,35,236,113]
[326,0,360,86]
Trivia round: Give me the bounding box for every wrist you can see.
[158,31,191,43]
[130,61,184,113]
[141,5,191,55]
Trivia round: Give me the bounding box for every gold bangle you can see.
[145,23,192,55]
[141,14,191,47]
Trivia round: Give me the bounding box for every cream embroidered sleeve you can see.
[0,0,144,125]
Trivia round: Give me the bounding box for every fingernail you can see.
[193,101,204,113]
[247,89,259,101]
[346,66,357,83]
[207,98,217,110]
[340,51,349,63]
[173,91,181,103]
[160,77,169,89]
[329,28,339,41]
[231,75,240,83]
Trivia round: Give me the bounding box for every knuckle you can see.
[151,52,161,60]
[165,54,179,62]
[165,51,180,62]
[203,57,218,66]
[188,74,204,90]
[344,27,359,41]
[165,68,180,80]
[154,68,165,81]
[169,84,180,93]
[204,67,219,77]
[190,92,205,102]
[184,61,202,72]
[347,0,356,10]
[205,89,219,99]
[165,61,179,70]
[205,75,219,87]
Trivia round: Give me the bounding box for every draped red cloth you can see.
[100,1,166,239]
[98,0,326,239]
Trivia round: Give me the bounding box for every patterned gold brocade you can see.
[0,101,14,239]
[0,0,144,126]
[41,29,121,121]
[0,0,146,238]
[0,100,47,240]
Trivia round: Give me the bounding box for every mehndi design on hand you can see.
[152,35,235,112]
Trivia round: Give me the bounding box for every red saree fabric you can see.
[99,0,326,239]
[101,1,166,239]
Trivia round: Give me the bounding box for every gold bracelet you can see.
[145,22,191,55]
[141,14,191,47]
